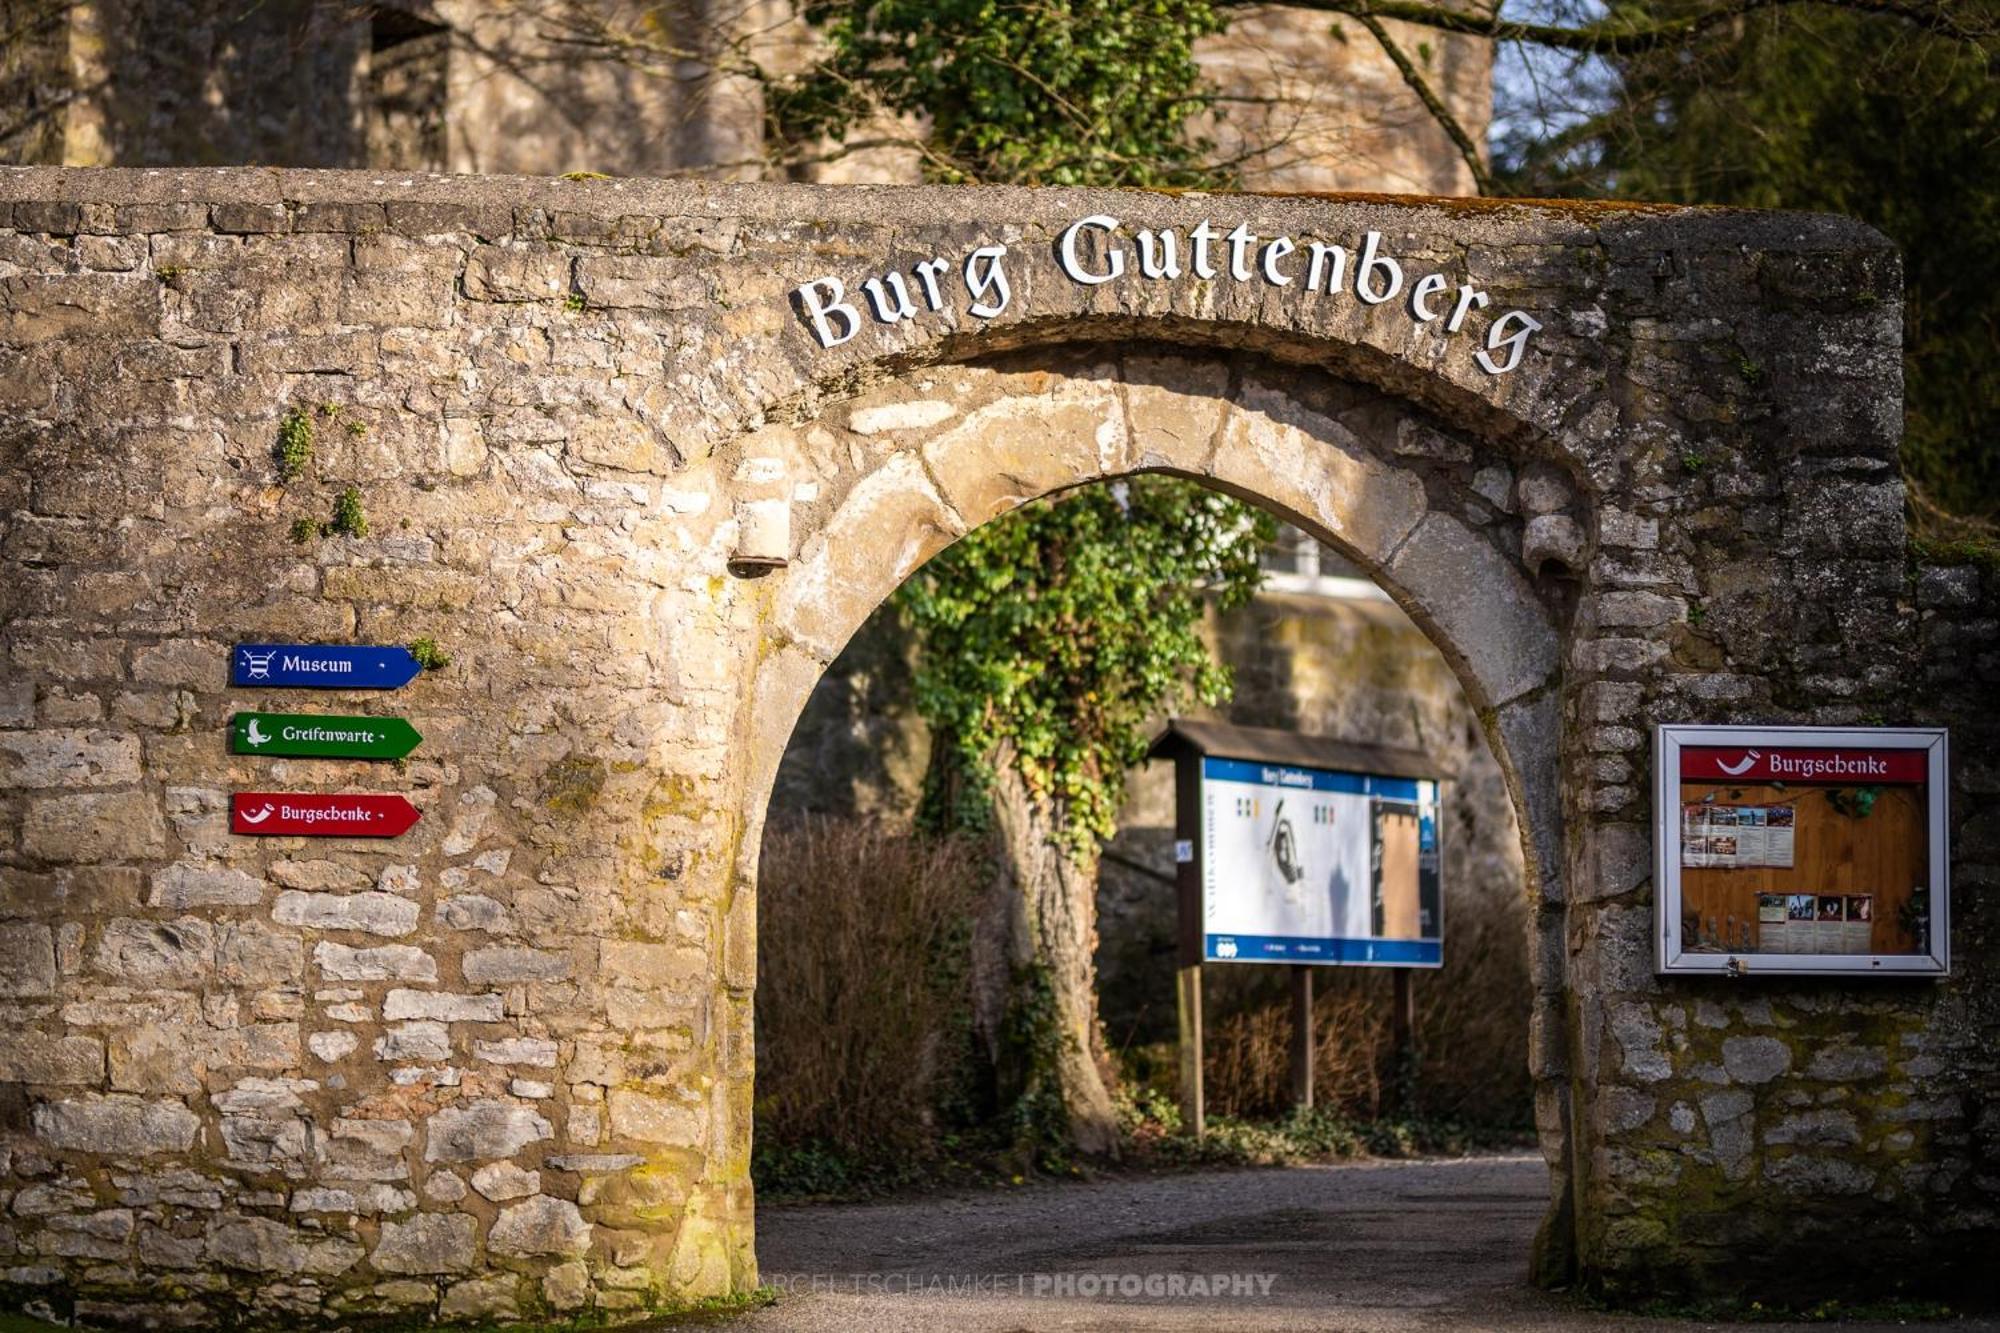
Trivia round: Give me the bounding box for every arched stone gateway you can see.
[0,170,1991,1326]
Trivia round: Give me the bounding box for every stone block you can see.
[22,790,166,862]
[148,862,264,909]
[1213,379,1426,567]
[1386,513,1559,708]
[488,1194,592,1258]
[462,946,570,984]
[0,275,159,341]
[1606,1001,1671,1083]
[607,1089,705,1148]
[1721,1035,1791,1084]
[544,1260,591,1310]
[598,941,704,987]
[308,1031,359,1062]
[215,921,301,986]
[272,892,420,937]
[315,942,437,983]
[0,1032,105,1084]
[440,895,510,933]
[33,1095,200,1155]
[0,728,142,787]
[384,990,504,1023]
[465,246,570,302]
[370,1213,478,1275]
[439,1274,521,1320]
[270,860,372,892]
[470,1161,541,1202]
[919,387,1114,527]
[570,417,672,474]
[320,1119,414,1183]
[775,454,965,662]
[290,1184,416,1216]
[474,1037,557,1067]
[109,1024,206,1094]
[848,399,958,436]
[1766,1155,1875,1195]
[374,1023,450,1063]
[93,918,214,987]
[0,923,58,995]
[422,1099,552,1162]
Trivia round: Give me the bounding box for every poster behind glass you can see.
[1674,742,1932,960]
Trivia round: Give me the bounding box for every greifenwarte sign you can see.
[794,214,1544,375]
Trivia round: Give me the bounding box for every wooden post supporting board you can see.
[1177,964,1204,1138]
[1290,965,1315,1109]
[1391,967,1417,1109]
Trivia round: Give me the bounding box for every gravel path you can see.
[738,1153,1988,1332]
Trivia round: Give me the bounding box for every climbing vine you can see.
[897,477,1272,849]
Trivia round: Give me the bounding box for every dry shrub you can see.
[1408,894,1534,1122]
[753,816,986,1162]
[1203,982,1387,1118]
[1201,896,1532,1124]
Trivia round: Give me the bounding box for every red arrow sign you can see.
[231,792,422,838]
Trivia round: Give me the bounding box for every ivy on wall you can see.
[897,477,1273,849]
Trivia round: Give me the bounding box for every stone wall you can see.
[0,168,1990,1326]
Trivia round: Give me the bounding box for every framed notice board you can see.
[1654,725,1950,977]
[1198,754,1442,967]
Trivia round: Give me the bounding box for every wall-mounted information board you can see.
[1653,725,1950,976]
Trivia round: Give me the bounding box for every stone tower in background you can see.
[1,0,1489,194]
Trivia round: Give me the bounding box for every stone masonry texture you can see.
[0,167,1993,1325]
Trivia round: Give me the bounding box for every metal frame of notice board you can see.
[1149,719,1446,1137]
[1653,724,1950,978]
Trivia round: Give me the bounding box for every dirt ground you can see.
[734,1153,1990,1332]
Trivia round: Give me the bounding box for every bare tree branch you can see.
[1352,10,1497,194]
[1227,0,1994,56]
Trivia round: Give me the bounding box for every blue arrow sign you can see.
[232,644,422,690]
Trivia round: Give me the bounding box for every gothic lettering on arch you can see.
[792,215,1543,375]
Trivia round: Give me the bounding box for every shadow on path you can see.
[733,1153,1991,1333]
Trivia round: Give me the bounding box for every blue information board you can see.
[1200,755,1443,968]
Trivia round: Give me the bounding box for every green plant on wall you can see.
[276,407,314,481]
[408,638,452,671]
[329,486,368,539]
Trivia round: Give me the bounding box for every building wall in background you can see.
[0,1,1490,194]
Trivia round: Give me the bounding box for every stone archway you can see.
[5,169,1980,1327]
[733,340,1581,1277]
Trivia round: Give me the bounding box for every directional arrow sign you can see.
[232,644,422,690]
[232,712,423,760]
[231,792,422,838]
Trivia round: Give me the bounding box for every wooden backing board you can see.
[1678,782,1926,955]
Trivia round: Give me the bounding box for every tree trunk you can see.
[969,742,1122,1156]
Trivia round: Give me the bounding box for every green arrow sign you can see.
[231,711,422,760]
